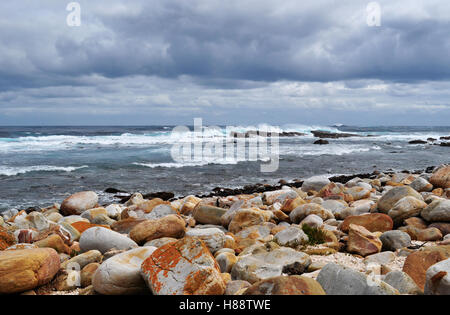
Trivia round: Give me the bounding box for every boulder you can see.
[193,204,228,225]
[60,191,99,216]
[302,176,330,193]
[377,186,423,214]
[79,227,138,254]
[410,177,433,192]
[340,213,393,233]
[274,226,309,248]
[417,228,443,241]
[231,247,311,284]
[429,222,450,236]
[347,224,382,257]
[388,196,427,225]
[424,258,450,295]
[0,226,16,250]
[403,247,449,290]
[93,246,157,295]
[421,199,450,222]
[141,237,226,295]
[380,230,411,251]
[0,248,60,294]
[129,214,186,245]
[316,263,398,295]
[290,204,334,223]
[110,218,146,234]
[228,208,273,234]
[243,275,325,295]
[384,271,423,295]
[429,165,450,189]
[33,234,69,254]
[185,227,225,254]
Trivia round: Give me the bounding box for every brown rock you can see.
[416,228,443,241]
[60,191,99,216]
[129,214,186,245]
[0,248,60,294]
[243,275,325,295]
[33,234,70,254]
[347,224,382,257]
[429,223,450,236]
[429,165,450,189]
[228,208,272,234]
[110,218,146,234]
[340,213,393,233]
[403,247,450,290]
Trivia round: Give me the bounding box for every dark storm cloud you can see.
[0,0,450,125]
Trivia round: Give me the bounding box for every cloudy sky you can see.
[1,0,450,126]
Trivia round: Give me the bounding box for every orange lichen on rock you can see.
[71,221,110,234]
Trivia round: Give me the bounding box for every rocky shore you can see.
[1,165,450,295]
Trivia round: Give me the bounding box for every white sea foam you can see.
[0,165,88,176]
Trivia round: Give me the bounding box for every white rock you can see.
[185,227,225,254]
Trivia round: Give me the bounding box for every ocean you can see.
[0,125,449,212]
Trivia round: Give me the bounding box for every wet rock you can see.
[141,236,226,295]
[93,246,157,295]
[243,275,325,295]
[79,227,138,254]
[313,139,329,145]
[60,191,99,216]
[380,230,411,251]
[129,214,186,245]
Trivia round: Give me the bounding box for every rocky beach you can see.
[1,164,449,295]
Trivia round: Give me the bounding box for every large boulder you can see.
[141,237,226,295]
[129,214,186,245]
[243,275,325,295]
[92,247,157,295]
[340,213,393,233]
[421,199,450,222]
[231,247,311,284]
[424,258,450,295]
[388,196,427,225]
[0,248,60,294]
[60,191,99,216]
[79,227,138,254]
[377,186,423,214]
[316,263,398,295]
[429,165,450,189]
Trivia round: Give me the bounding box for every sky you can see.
[0,0,450,126]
